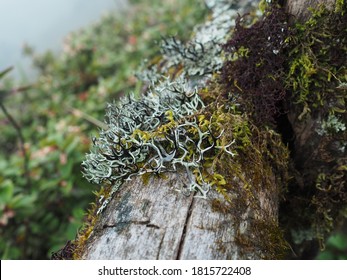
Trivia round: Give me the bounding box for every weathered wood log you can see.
[75,0,287,260]
[81,167,280,259]
[71,0,345,260]
[82,172,238,259]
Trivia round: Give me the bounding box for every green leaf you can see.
[0,67,13,79]
[327,233,347,250]
[10,193,37,210]
[0,180,14,205]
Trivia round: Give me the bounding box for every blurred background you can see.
[0,0,346,259]
[0,0,208,259]
[1,0,128,80]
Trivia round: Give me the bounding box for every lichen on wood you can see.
[69,0,290,260]
[54,0,346,260]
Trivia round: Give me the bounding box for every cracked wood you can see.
[81,169,264,259]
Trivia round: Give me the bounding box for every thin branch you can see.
[68,107,109,130]
[0,100,31,190]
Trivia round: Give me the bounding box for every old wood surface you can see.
[80,0,338,260]
[81,168,277,259]
[285,0,335,21]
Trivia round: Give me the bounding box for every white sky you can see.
[0,0,128,80]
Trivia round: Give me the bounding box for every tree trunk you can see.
[74,0,343,260]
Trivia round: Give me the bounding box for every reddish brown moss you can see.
[222,6,291,125]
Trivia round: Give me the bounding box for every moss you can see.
[222,2,346,125]
[141,172,151,186]
[51,240,76,260]
[70,183,114,259]
[60,1,346,260]
[312,161,347,248]
[222,5,291,126]
[220,1,346,258]
[198,80,289,258]
[286,4,346,112]
[283,4,347,253]
[335,0,346,14]
[211,198,230,214]
[235,219,290,259]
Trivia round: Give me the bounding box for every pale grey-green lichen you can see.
[82,75,204,185]
[316,114,346,136]
[336,82,347,90]
[83,74,235,212]
[83,0,245,214]
[138,0,256,79]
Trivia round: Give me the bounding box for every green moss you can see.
[71,184,114,259]
[198,81,289,258]
[217,1,347,258]
[235,219,290,259]
[286,4,346,112]
[335,0,345,14]
[312,162,347,248]
[284,4,347,252]
[141,172,151,186]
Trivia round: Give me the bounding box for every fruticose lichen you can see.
[316,114,346,136]
[82,74,239,215]
[82,0,257,215]
[159,0,245,77]
[58,0,346,260]
[66,0,263,260]
[138,0,257,80]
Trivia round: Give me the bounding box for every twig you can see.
[0,100,31,190]
[68,107,108,130]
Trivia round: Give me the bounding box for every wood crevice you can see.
[156,230,166,260]
[102,219,160,229]
[175,193,196,259]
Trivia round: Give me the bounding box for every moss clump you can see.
[74,184,115,259]
[286,4,346,111]
[235,219,289,260]
[284,4,347,254]
[200,81,289,258]
[51,240,76,260]
[221,1,346,257]
[222,6,291,125]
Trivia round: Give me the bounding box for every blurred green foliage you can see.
[317,230,347,260]
[0,0,207,259]
[1,0,345,260]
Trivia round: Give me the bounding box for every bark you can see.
[78,0,340,260]
[285,0,335,21]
